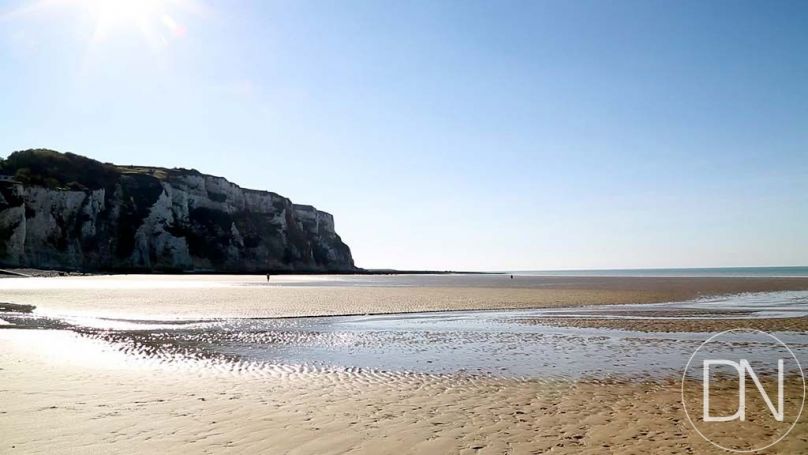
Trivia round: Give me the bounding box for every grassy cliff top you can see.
[0,149,206,191]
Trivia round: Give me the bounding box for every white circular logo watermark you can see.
[681,329,805,452]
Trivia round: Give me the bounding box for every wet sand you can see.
[521,315,808,333]
[2,330,806,454]
[2,275,808,453]
[1,274,808,320]
[3,294,801,378]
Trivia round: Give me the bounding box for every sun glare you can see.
[2,0,199,47]
[87,0,161,25]
[82,0,187,45]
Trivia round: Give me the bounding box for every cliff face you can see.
[0,150,355,272]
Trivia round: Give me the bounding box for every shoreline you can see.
[4,266,808,279]
[0,267,491,278]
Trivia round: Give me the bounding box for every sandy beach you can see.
[1,274,807,320]
[2,274,807,453]
[1,329,806,454]
[2,329,805,454]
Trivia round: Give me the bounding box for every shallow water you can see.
[512,266,808,277]
[3,290,807,379]
[521,290,808,319]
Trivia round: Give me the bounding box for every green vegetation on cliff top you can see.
[0,149,203,191]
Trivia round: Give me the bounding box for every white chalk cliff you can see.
[0,150,355,272]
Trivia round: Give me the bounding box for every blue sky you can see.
[0,0,806,270]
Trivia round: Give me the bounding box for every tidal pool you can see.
[2,291,806,379]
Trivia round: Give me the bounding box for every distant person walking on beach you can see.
[266,273,271,281]
[510,275,513,279]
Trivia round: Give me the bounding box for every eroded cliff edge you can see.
[0,149,356,272]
